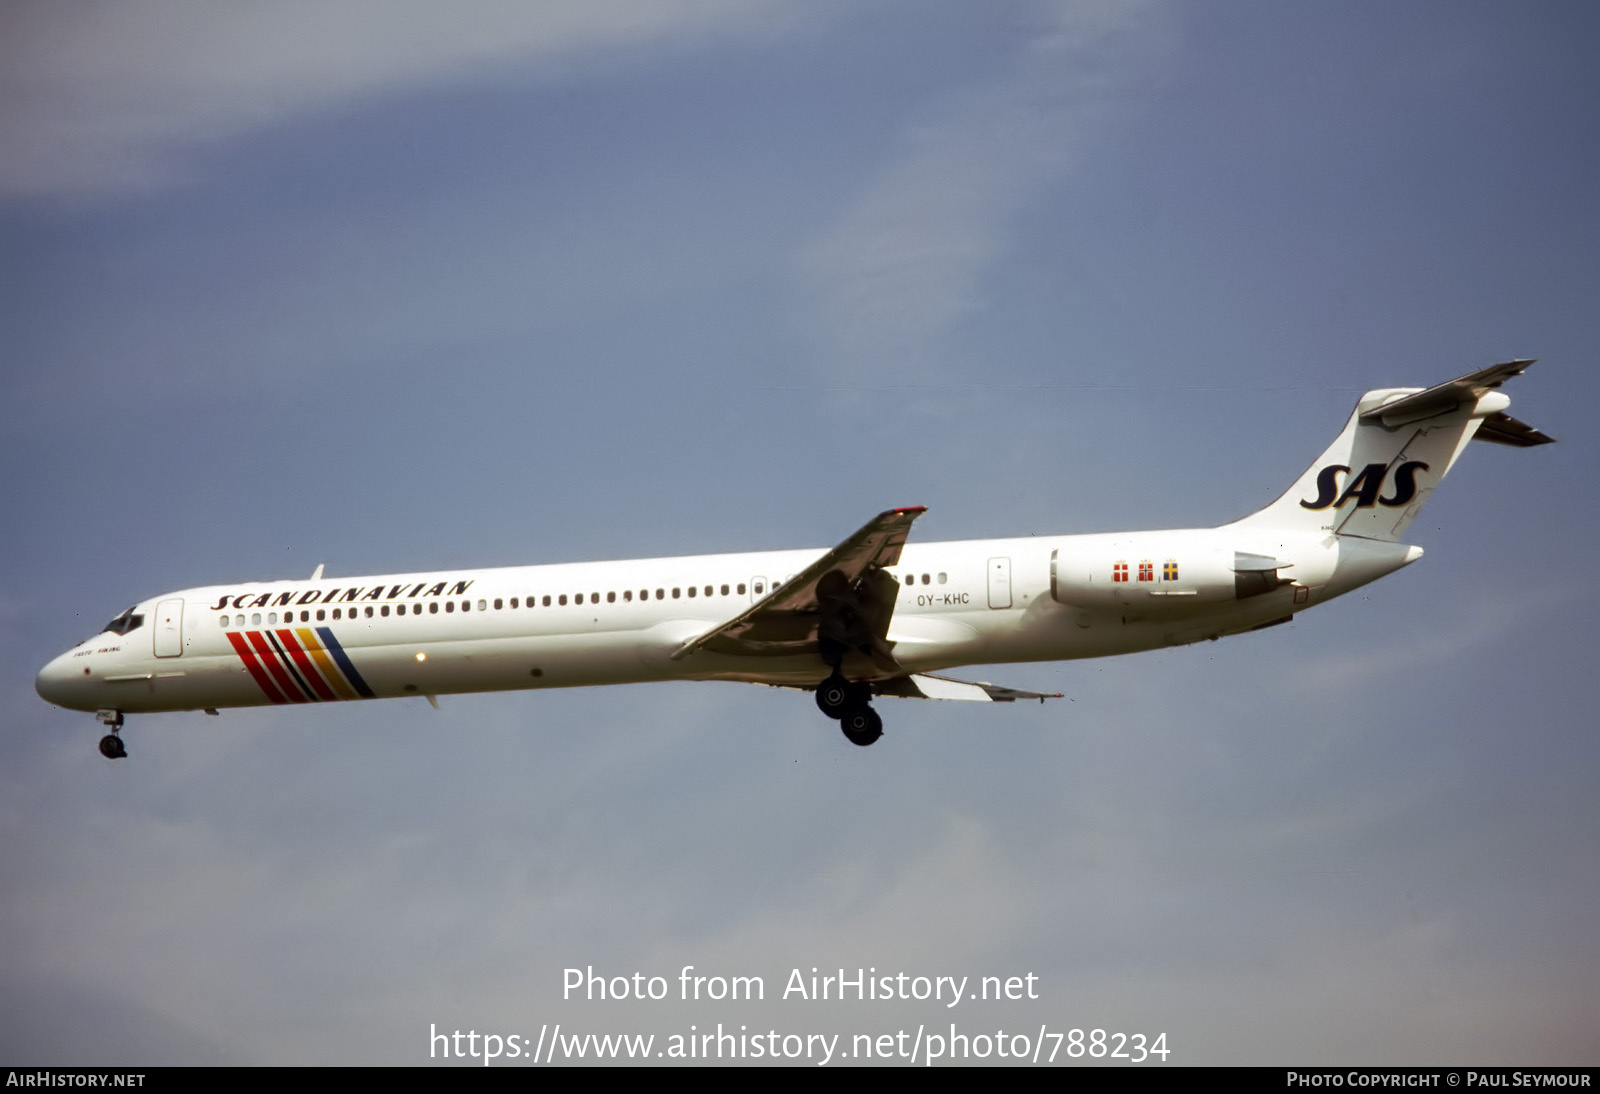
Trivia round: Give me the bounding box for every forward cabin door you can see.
[987,558,1013,609]
[154,598,184,657]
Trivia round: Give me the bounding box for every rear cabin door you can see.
[987,558,1013,609]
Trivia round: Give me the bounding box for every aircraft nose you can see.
[36,651,90,710]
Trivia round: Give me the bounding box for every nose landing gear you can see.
[95,709,126,760]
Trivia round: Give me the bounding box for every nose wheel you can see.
[95,709,126,760]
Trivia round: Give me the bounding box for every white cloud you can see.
[0,0,802,199]
[795,0,1172,380]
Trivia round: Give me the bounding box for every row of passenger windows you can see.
[217,571,952,628]
[217,584,764,628]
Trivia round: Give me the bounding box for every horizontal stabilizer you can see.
[1360,358,1538,428]
[1473,411,1555,447]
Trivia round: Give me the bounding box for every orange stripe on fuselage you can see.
[294,627,357,700]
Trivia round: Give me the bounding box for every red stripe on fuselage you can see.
[226,630,289,704]
[246,630,309,702]
[274,629,338,701]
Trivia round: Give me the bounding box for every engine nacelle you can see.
[1050,543,1290,612]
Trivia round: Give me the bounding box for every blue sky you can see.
[3,0,1596,1065]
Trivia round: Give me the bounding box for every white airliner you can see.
[37,362,1551,757]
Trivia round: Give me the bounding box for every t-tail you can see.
[1229,360,1554,543]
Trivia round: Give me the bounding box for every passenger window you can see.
[268,612,278,624]
[938,572,947,584]
[317,609,325,621]
[904,574,914,586]
[656,589,665,600]
[446,602,455,613]
[673,588,681,599]
[365,606,373,618]
[236,615,245,627]
[429,602,439,614]
[478,599,487,611]
[720,584,729,596]
[590,592,599,603]
[543,595,552,607]
[607,591,615,603]
[463,600,472,612]
[737,584,746,595]
[332,609,341,620]
[754,583,764,595]
[559,595,568,606]
[623,590,632,602]
[494,598,503,610]
[381,605,390,617]
[922,574,931,585]
[219,616,228,628]
[688,586,697,598]
[704,585,713,597]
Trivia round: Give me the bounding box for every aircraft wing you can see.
[762,671,1062,703]
[873,672,1064,703]
[670,506,927,664]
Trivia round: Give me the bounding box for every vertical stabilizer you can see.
[1228,361,1549,542]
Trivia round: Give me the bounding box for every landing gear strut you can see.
[813,564,899,747]
[96,709,126,760]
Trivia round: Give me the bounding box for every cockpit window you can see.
[102,607,145,636]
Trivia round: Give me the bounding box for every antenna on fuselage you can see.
[309,563,325,581]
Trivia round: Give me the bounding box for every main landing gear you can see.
[96,709,126,760]
[815,671,883,747]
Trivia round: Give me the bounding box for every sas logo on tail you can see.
[1300,461,1429,511]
